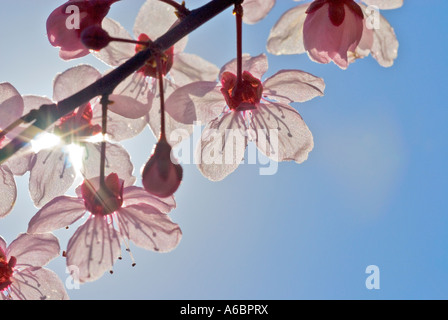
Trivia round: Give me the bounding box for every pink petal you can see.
[7,233,60,268]
[267,3,309,55]
[0,166,16,218]
[22,95,54,115]
[361,0,403,10]
[106,72,154,119]
[29,149,76,208]
[81,142,136,187]
[195,111,248,181]
[9,267,69,300]
[0,83,24,130]
[165,81,224,125]
[4,149,33,176]
[0,236,7,255]
[46,6,89,60]
[123,186,176,213]
[53,65,102,102]
[350,10,375,62]
[66,215,121,283]
[117,204,182,252]
[133,0,184,41]
[28,196,86,234]
[251,102,313,163]
[219,54,268,80]
[242,0,275,24]
[263,69,325,103]
[94,18,135,67]
[365,9,399,67]
[46,0,117,61]
[91,104,147,141]
[170,52,219,87]
[304,2,364,69]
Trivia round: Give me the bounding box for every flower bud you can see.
[81,25,111,51]
[142,138,182,198]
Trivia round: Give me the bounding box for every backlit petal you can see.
[267,3,309,55]
[66,215,121,283]
[263,69,325,103]
[7,233,60,268]
[117,204,182,252]
[28,196,86,234]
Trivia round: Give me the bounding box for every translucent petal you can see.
[9,267,69,300]
[28,196,86,234]
[0,83,24,130]
[242,0,275,24]
[196,111,248,181]
[0,165,16,218]
[117,204,182,252]
[263,70,325,103]
[361,0,403,10]
[170,52,219,87]
[66,216,121,283]
[251,102,313,163]
[165,81,224,124]
[94,18,135,67]
[267,3,309,55]
[7,233,60,268]
[53,65,102,102]
[29,149,76,208]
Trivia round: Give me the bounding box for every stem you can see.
[234,3,243,87]
[99,95,109,189]
[0,0,239,165]
[156,57,166,141]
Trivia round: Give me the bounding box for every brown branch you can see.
[0,0,238,165]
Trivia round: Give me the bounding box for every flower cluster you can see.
[0,0,404,299]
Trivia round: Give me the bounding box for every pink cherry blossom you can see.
[267,0,402,69]
[47,0,119,60]
[92,0,219,142]
[164,54,325,181]
[0,233,69,300]
[27,65,136,208]
[27,173,182,283]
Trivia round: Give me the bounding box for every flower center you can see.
[81,173,124,216]
[54,103,101,143]
[220,71,263,110]
[135,33,174,78]
[0,254,15,291]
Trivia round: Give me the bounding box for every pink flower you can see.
[165,54,325,181]
[92,0,219,141]
[27,173,182,283]
[303,0,364,69]
[267,0,402,68]
[26,65,136,208]
[47,0,119,60]
[0,233,69,300]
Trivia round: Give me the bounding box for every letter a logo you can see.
[365,265,380,289]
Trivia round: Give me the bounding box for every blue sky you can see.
[0,0,447,300]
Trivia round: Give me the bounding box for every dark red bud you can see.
[142,138,183,198]
[81,25,111,50]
